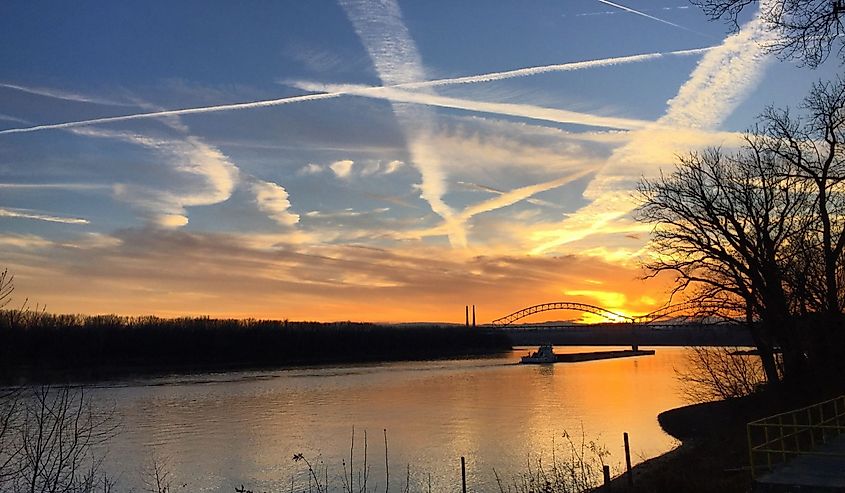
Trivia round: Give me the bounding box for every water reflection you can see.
[92,347,690,492]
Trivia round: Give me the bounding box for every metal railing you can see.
[748,395,845,478]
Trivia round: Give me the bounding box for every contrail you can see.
[576,5,690,17]
[0,47,713,136]
[0,92,342,135]
[0,182,110,190]
[597,0,712,37]
[0,207,89,225]
[456,181,563,209]
[298,84,651,130]
[383,47,712,89]
[530,3,774,255]
[457,169,594,221]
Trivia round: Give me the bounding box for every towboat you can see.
[520,343,557,364]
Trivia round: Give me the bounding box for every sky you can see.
[0,0,839,323]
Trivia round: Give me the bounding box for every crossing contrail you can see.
[0,47,713,136]
[597,0,712,37]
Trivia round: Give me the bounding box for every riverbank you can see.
[0,311,511,384]
[611,387,842,492]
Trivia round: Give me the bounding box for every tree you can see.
[0,268,13,309]
[677,346,768,402]
[637,141,806,383]
[692,0,845,67]
[637,78,845,383]
[0,386,118,493]
[761,79,845,316]
[759,78,845,370]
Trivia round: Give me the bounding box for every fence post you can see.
[461,456,466,493]
[603,464,611,492]
[623,432,633,487]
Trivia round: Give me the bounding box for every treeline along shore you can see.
[0,310,511,383]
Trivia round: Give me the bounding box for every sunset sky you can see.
[0,1,839,323]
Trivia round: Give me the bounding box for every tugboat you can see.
[520,343,557,364]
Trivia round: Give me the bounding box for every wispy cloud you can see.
[250,179,299,227]
[329,159,355,179]
[0,82,133,106]
[0,113,28,124]
[297,163,325,176]
[0,227,671,320]
[0,48,712,136]
[0,207,89,224]
[298,159,404,179]
[0,233,54,249]
[384,160,404,174]
[304,207,390,219]
[70,126,240,228]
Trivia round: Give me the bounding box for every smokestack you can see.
[472,305,476,327]
[465,305,469,327]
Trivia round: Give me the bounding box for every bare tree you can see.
[636,139,808,382]
[140,455,176,493]
[761,78,845,316]
[0,385,119,493]
[0,268,14,309]
[0,388,24,490]
[754,78,845,373]
[637,77,845,383]
[692,0,845,67]
[677,346,769,402]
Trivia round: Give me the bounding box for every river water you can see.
[89,346,693,492]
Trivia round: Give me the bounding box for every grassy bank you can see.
[0,310,511,383]
[610,385,845,493]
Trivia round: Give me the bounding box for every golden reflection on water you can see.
[94,347,690,492]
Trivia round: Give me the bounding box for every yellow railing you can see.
[747,395,845,478]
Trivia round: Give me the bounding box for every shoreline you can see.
[605,398,755,492]
[0,346,513,386]
[0,315,512,385]
[609,387,840,492]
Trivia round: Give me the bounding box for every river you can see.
[88,346,694,492]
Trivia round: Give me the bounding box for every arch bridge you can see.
[489,300,729,327]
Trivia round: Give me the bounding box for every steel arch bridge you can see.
[489,300,729,326]
[490,302,632,326]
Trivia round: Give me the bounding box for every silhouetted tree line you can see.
[0,310,510,383]
[637,78,845,385]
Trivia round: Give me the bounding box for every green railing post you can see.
[808,409,816,449]
[748,423,756,479]
[764,424,772,471]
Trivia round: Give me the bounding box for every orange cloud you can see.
[1,229,674,324]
